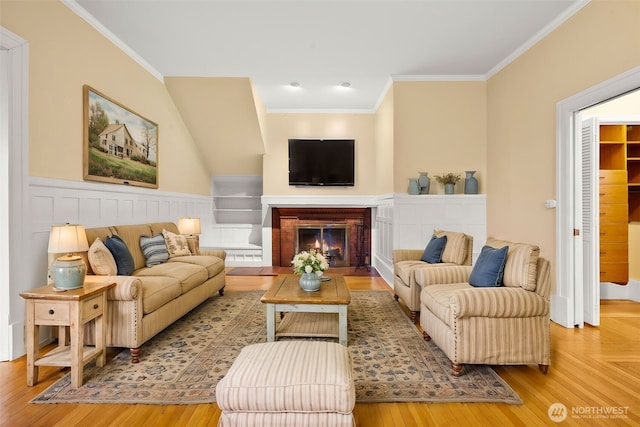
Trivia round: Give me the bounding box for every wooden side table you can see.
[20,281,115,388]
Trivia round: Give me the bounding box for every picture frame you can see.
[83,85,158,188]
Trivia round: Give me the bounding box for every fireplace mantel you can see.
[261,195,382,209]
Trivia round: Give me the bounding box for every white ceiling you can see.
[70,0,586,112]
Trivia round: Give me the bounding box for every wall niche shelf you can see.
[212,176,263,225]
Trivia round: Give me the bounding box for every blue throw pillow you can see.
[140,234,169,267]
[469,245,509,287]
[104,235,135,276]
[421,234,447,264]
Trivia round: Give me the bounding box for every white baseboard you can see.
[600,279,640,302]
[373,255,394,288]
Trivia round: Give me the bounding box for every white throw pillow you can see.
[88,237,118,275]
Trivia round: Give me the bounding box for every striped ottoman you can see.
[216,341,355,427]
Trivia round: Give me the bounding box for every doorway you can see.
[555,66,640,329]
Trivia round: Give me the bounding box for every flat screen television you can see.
[288,139,355,186]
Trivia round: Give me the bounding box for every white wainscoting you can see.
[393,194,487,262]
[373,196,394,284]
[10,177,212,358]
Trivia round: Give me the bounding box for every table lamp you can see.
[48,224,89,290]
[178,217,201,254]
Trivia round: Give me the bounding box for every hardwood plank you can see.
[2,273,639,426]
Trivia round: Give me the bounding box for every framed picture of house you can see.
[83,85,158,188]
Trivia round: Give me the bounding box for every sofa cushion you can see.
[140,276,182,314]
[421,234,447,264]
[469,245,508,287]
[168,255,225,279]
[421,282,472,326]
[104,235,135,276]
[140,234,169,267]
[135,262,208,293]
[434,230,467,265]
[87,237,117,276]
[162,229,191,258]
[395,260,426,286]
[487,238,540,291]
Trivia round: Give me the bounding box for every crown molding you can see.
[61,0,164,82]
[485,0,591,79]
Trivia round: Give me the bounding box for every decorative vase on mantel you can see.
[407,178,420,195]
[464,171,478,194]
[418,172,430,194]
[444,183,455,195]
[299,272,321,292]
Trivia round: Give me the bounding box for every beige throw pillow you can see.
[486,238,540,291]
[434,230,467,265]
[162,229,191,258]
[88,237,118,275]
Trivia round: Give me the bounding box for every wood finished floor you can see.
[1,271,639,426]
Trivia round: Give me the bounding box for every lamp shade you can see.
[48,224,89,254]
[178,217,201,235]
[48,224,89,290]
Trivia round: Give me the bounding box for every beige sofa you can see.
[418,238,551,376]
[393,230,473,322]
[82,222,226,362]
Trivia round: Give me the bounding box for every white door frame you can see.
[555,66,640,328]
[0,26,29,360]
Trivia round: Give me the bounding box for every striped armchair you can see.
[418,238,551,376]
[393,230,473,323]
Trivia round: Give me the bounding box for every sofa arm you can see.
[198,249,227,261]
[414,265,472,287]
[84,275,140,301]
[451,287,549,318]
[393,249,424,263]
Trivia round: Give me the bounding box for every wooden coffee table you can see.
[261,274,351,346]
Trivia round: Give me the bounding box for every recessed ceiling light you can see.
[339,81,351,88]
[290,81,301,88]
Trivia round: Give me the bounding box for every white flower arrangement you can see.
[291,249,329,275]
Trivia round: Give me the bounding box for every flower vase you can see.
[299,272,321,292]
[444,183,455,195]
[408,178,420,195]
[464,171,478,194]
[418,172,430,194]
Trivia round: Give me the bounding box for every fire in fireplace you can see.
[294,224,350,267]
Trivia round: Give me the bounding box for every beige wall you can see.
[1,1,212,195]
[393,81,487,194]
[165,77,265,176]
[374,84,395,193]
[262,113,376,195]
[486,1,640,274]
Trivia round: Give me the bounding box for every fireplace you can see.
[295,224,349,267]
[271,208,371,268]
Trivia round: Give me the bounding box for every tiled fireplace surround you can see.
[271,207,371,267]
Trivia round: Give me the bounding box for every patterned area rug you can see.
[31,291,522,405]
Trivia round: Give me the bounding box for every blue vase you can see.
[418,172,430,194]
[408,179,420,195]
[299,272,321,292]
[464,171,478,194]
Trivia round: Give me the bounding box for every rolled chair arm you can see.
[414,265,472,287]
[84,275,140,301]
[393,249,424,263]
[198,249,227,261]
[451,287,549,318]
